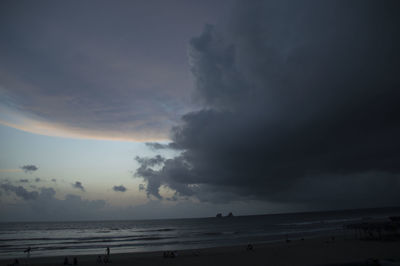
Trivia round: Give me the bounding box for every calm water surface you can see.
[1,207,399,259]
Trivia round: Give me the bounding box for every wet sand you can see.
[2,235,400,266]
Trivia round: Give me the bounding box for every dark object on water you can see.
[216,212,234,218]
[163,251,176,258]
[73,257,78,265]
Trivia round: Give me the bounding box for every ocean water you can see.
[1,207,399,259]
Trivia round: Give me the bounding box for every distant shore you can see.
[2,234,400,266]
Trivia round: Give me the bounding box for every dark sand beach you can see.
[2,235,400,266]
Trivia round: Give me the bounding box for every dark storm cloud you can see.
[134,155,166,199]
[72,181,85,192]
[21,165,38,173]
[0,183,39,200]
[113,185,127,192]
[135,1,400,208]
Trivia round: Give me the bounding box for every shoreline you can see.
[2,234,400,266]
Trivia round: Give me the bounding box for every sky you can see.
[1,0,400,221]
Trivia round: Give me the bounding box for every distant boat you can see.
[227,212,234,217]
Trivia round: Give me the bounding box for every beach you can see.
[2,235,400,266]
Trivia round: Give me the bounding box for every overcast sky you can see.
[1,0,400,221]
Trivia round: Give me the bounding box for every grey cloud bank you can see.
[0,184,39,200]
[0,185,106,221]
[0,180,275,221]
[135,1,400,210]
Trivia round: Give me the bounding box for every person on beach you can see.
[96,255,102,264]
[63,257,69,265]
[106,247,110,256]
[24,247,31,258]
[73,257,78,265]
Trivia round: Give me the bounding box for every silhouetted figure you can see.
[106,247,110,256]
[63,257,69,265]
[285,234,291,243]
[23,247,31,259]
[73,257,78,265]
[96,255,102,264]
[103,255,109,263]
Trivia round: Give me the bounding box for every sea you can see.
[1,207,399,259]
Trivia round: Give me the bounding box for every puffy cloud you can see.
[112,185,127,192]
[135,1,400,209]
[21,165,38,173]
[72,181,85,192]
[0,183,39,200]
